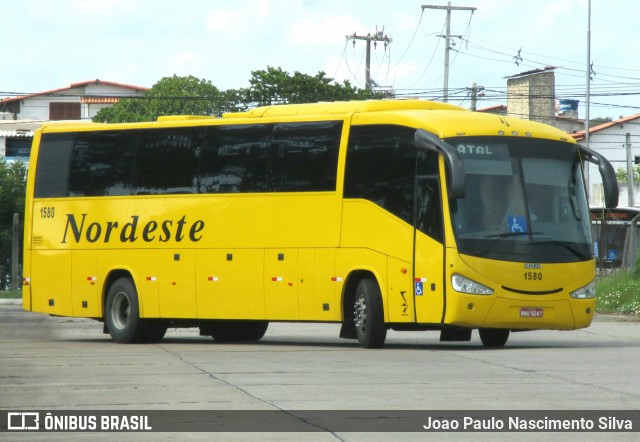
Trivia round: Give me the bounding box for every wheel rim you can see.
[111,291,131,330]
[354,294,367,335]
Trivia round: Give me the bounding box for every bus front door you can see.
[412,176,446,324]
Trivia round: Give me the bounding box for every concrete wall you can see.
[507,70,556,126]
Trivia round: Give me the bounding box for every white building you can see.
[573,114,640,207]
[0,79,147,161]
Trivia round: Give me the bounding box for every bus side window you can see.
[133,128,200,195]
[415,149,443,243]
[69,131,136,197]
[34,133,75,198]
[200,124,271,193]
[270,121,342,192]
[344,125,416,225]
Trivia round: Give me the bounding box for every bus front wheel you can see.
[105,278,143,344]
[478,328,510,347]
[353,279,387,348]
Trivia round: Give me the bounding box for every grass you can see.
[0,290,21,299]
[596,270,640,316]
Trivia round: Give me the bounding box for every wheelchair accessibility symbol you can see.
[415,278,427,296]
[507,215,528,233]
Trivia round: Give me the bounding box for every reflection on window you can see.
[69,131,136,196]
[344,125,417,224]
[200,124,271,193]
[269,122,341,192]
[44,121,343,198]
[134,129,200,194]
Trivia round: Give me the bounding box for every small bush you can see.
[596,271,640,316]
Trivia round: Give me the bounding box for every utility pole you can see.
[422,2,477,102]
[468,82,484,111]
[346,31,392,90]
[626,133,634,207]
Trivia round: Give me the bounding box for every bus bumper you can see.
[444,293,596,330]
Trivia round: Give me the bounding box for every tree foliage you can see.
[0,159,27,269]
[244,66,375,106]
[93,68,375,123]
[616,166,640,183]
[94,75,230,122]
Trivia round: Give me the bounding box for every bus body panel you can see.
[30,250,71,315]
[413,233,446,324]
[386,256,414,323]
[195,249,265,320]
[159,249,197,318]
[71,250,100,317]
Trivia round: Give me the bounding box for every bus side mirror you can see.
[414,129,465,199]
[579,144,619,209]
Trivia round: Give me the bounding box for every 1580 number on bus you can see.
[40,206,55,219]
[524,272,542,281]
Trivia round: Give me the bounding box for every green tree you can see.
[242,66,375,107]
[615,166,640,183]
[589,117,613,127]
[93,69,377,123]
[0,159,27,276]
[93,75,230,123]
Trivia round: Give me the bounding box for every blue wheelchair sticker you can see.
[415,282,424,296]
[507,215,528,233]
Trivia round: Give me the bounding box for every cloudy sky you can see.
[1,0,638,119]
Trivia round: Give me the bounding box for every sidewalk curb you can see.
[0,299,22,306]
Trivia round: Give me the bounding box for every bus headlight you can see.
[570,281,596,299]
[451,274,494,295]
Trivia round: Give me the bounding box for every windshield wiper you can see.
[532,240,590,260]
[477,231,544,254]
[485,231,543,239]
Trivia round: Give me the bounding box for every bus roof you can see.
[36,99,576,143]
[222,99,465,118]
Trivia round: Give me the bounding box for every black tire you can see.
[353,278,387,348]
[139,321,168,343]
[479,328,510,347]
[104,277,144,344]
[207,320,269,342]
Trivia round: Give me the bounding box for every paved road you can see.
[1,303,639,441]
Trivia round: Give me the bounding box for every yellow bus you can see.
[22,99,618,348]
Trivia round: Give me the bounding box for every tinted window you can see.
[34,133,74,198]
[200,124,271,193]
[344,125,417,224]
[69,131,136,196]
[200,121,342,193]
[35,121,343,199]
[269,121,342,191]
[133,128,201,194]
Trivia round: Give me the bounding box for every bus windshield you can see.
[447,137,592,263]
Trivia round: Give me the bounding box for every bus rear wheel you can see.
[105,278,144,343]
[353,278,387,348]
[479,328,510,347]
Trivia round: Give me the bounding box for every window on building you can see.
[5,138,32,158]
[49,102,81,120]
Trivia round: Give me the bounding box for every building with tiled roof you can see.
[0,79,147,162]
[573,114,640,207]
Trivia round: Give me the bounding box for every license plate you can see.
[520,307,543,318]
